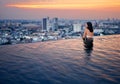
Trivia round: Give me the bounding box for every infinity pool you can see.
[0,35,120,84]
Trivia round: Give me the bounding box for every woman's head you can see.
[86,22,93,32]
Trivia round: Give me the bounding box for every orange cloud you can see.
[6,0,120,10]
[7,4,99,9]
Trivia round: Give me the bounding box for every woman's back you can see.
[86,28,94,38]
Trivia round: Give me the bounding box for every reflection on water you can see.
[83,37,93,64]
[0,35,120,84]
[84,49,93,64]
[85,49,93,56]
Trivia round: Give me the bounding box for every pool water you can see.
[0,35,120,84]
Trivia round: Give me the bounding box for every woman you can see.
[83,22,94,49]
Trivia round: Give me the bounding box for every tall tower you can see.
[42,18,47,31]
[73,23,82,32]
[52,18,58,31]
[42,17,50,32]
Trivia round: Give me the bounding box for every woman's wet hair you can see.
[87,22,93,32]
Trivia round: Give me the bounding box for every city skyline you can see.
[0,0,120,20]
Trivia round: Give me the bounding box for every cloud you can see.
[0,0,54,5]
[6,0,120,10]
[2,0,120,5]
[0,0,120,19]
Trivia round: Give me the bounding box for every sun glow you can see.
[7,0,120,9]
[7,4,104,9]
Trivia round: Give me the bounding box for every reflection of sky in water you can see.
[0,35,120,84]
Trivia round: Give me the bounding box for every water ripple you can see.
[0,35,120,84]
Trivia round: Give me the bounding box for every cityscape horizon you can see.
[0,17,120,21]
[0,17,120,45]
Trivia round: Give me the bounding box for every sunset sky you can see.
[0,0,120,19]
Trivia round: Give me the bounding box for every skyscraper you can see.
[42,17,50,32]
[52,18,58,31]
[42,18,47,31]
[42,17,58,32]
[73,23,82,32]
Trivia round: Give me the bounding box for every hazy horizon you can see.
[0,0,120,20]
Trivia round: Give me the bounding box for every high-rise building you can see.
[42,17,58,32]
[52,18,58,31]
[73,23,83,32]
[42,18,47,31]
[42,17,51,32]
